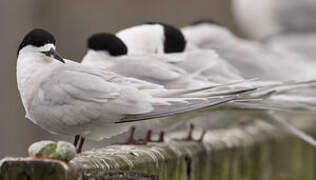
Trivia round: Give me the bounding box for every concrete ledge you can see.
[1,121,316,180]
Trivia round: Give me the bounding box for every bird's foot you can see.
[117,127,148,145]
[173,124,206,142]
[143,131,164,143]
[73,135,85,153]
[118,126,141,145]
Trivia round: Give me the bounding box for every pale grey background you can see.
[0,0,242,158]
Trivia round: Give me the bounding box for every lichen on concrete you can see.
[28,141,76,162]
[1,120,316,180]
[0,158,70,180]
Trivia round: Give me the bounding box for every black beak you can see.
[42,48,65,63]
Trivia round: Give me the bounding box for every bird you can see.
[82,32,261,143]
[231,0,316,40]
[116,23,248,84]
[111,22,316,146]
[116,22,186,55]
[180,21,316,145]
[181,21,316,81]
[82,33,216,90]
[17,28,243,152]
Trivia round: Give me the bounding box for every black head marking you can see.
[87,33,128,56]
[191,19,220,26]
[146,22,186,53]
[161,23,186,53]
[18,28,56,55]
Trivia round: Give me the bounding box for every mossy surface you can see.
[1,121,316,180]
[0,159,70,180]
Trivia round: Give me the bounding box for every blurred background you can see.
[0,0,243,158]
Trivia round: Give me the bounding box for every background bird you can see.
[182,21,316,81]
[82,23,316,145]
[232,0,316,61]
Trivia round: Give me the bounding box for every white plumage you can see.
[82,25,316,146]
[182,23,316,81]
[17,29,242,142]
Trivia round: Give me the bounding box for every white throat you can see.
[81,50,115,69]
[16,44,59,114]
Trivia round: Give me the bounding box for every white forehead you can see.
[116,24,165,55]
[38,44,56,51]
[20,43,56,55]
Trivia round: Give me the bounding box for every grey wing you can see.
[268,33,316,60]
[38,65,156,126]
[109,56,187,84]
[162,50,244,83]
[74,60,167,91]
[116,95,238,123]
[184,50,244,82]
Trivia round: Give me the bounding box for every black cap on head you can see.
[87,33,128,56]
[146,22,186,53]
[191,19,219,26]
[18,28,56,55]
[162,23,186,53]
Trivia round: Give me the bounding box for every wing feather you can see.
[117,95,238,123]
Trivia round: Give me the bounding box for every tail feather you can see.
[154,79,259,98]
[268,115,316,147]
[249,79,316,98]
[116,95,237,123]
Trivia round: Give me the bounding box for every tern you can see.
[111,23,316,145]
[82,33,215,90]
[182,21,316,81]
[82,32,259,143]
[17,28,242,152]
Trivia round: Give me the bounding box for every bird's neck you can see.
[16,52,54,112]
[81,50,114,69]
